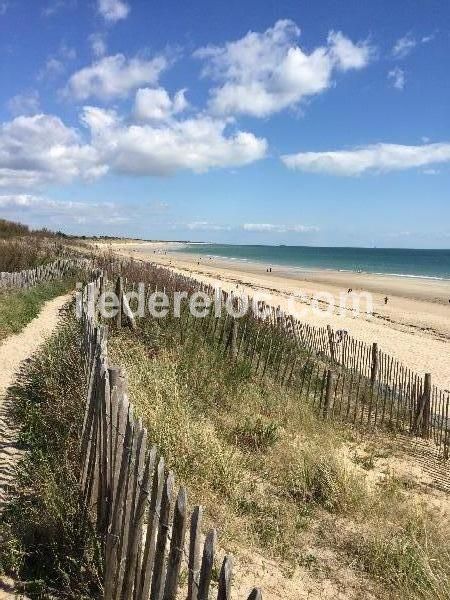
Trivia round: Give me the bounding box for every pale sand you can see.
[95,240,450,390]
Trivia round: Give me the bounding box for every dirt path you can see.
[0,293,72,507]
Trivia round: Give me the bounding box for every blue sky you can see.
[0,0,449,247]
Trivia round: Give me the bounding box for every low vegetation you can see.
[0,311,101,599]
[0,218,68,240]
[1,250,448,599]
[0,278,76,342]
[106,294,450,600]
[0,237,67,273]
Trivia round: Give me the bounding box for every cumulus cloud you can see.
[82,106,267,176]
[64,54,167,101]
[327,31,373,71]
[134,88,188,121]
[194,19,373,117]
[0,113,105,189]
[7,90,40,116]
[97,0,129,22]
[388,67,405,90]
[282,142,450,176]
[243,223,318,233]
[0,94,266,191]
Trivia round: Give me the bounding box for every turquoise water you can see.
[177,244,450,280]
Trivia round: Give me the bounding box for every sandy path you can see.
[0,293,72,508]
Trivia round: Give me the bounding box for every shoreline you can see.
[178,247,450,283]
[93,240,450,390]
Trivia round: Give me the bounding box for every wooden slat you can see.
[138,456,165,599]
[198,529,217,600]
[187,506,203,600]
[163,487,188,599]
[217,556,233,600]
[150,472,175,600]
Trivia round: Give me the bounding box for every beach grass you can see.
[0,312,101,598]
[0,278,75,342]
[108,310,450,599]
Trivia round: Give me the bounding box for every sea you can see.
[175,244,450,281]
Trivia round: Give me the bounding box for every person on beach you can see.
[384,296,389,305]
[335,329,348,343]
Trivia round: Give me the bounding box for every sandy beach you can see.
[96,240,450,391]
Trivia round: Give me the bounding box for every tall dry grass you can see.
[104,264,450,600]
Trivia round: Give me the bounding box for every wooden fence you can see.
[80,277,263,600]
[109,263,449,458]
[0,257,87,290]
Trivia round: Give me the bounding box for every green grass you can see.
[109,326,362,556]
[0,278,75,342]
[0,312,101,599]
[107,313,450,600]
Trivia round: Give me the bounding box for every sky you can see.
[0,0,449,248]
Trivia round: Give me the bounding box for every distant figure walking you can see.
[384,296,389,305]
[335,329,348,343]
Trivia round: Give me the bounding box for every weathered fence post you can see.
[188,506,203,600]
[247,590,263,600]
[421,373,431,438]
[323,369,335,419]
[217,556,233,600]
[115,276,124,329]
[370,342,378,385]
[327,325,336,363]
[413,373,431,438]
[230,318,238,360]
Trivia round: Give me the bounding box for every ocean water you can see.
[176,244,450,280]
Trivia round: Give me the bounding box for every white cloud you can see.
[64,54,167,101]
[388,67,405,90]
[89,33,107,57]
[39,57,65,80]
[392,34,417,59]
[0,113,105,189]
[282,142,450,176]
[38,44,77,81]
[0,97,266,192]
[97,0,129,22]
[391,32,435,59]
[327,30,373,71]
[421,34,435,44]
[82,106,267,176]
[186,221,232,231]
[134,88,188,121]
[0,194,129,225]
[194,19,373,117]
[41,0,77,17]
[7,91,40,116]
[243,223,318,233]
